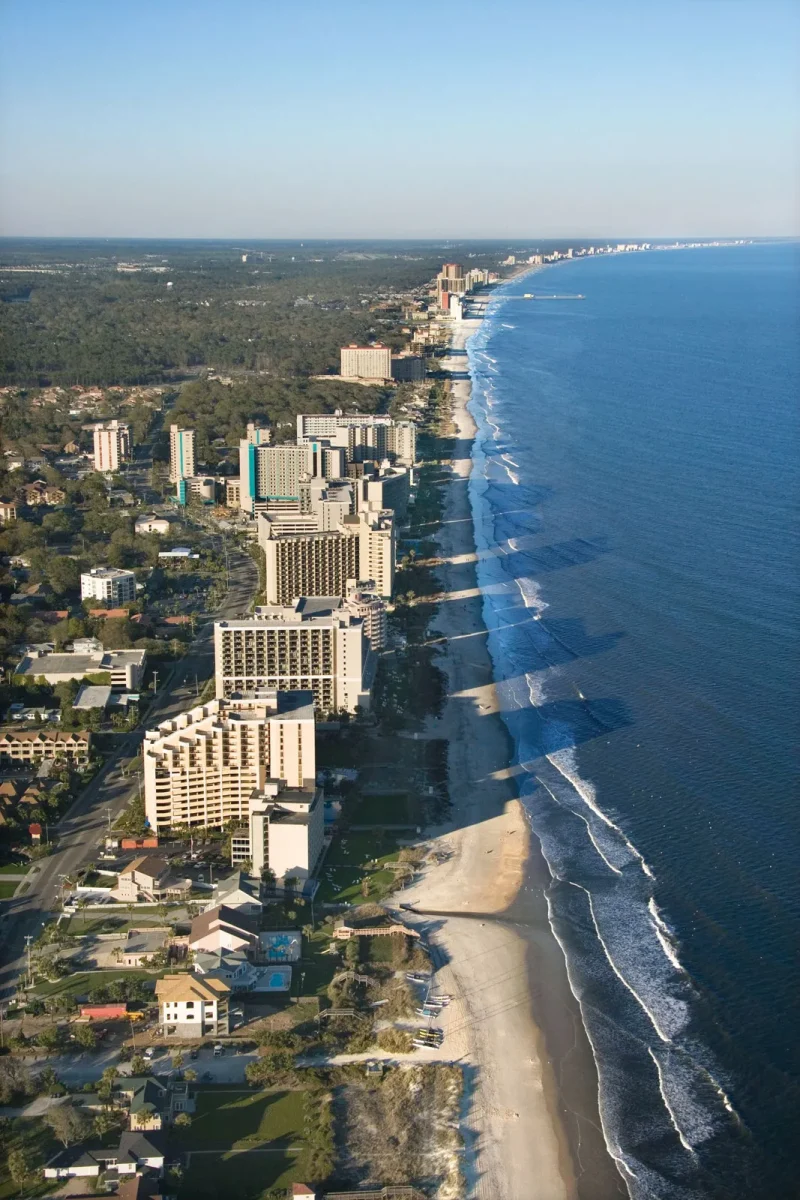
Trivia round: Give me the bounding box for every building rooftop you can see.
[82,566,135,580]
[124,930,168,956]
[120,855,169,880]
[155,973,231,1004]
[73,684,113,710]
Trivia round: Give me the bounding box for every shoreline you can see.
[400,295,624,1198]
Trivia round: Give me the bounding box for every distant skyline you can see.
[0,0,797,239]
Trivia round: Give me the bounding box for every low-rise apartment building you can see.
[80,567,137,606]
[0,729,91,764]
[214,596,374,714]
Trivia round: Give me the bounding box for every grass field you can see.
[315,830,401,905]
[0,882,19,899]
[31,969,155,999]
[178,1148,301,1200]
[0,861,31,876]
[174,1088,306,1151]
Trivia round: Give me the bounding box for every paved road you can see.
[0,547,258,1002]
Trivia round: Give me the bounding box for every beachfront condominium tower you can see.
[257,509,395,603]
[237,442,346,517]
[142,690,316,833]
[92,420,132,473]
[169,425,197,483]
[340,343,392,381]
[214,596,375,715]
[296,411,416,468]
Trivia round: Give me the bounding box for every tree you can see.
[173,1111,192,1128]
[7,1146,37,1188]
[130,1054,148,1076]
[37,1025,64,1052]
[46,1100,91,1148]
[172,1050,184,1070]
[36,1065,63,1096]
[0,1058,32,1105]
[183,1068,197,1082]
[74,1023,97,1050]
[94,1110,119,1138]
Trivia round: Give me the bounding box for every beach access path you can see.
[396,319,579,1200]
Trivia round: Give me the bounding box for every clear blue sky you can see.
[0,0,797,238]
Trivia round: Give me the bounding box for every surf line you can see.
[568,881,673,1043]
[546,751,656,880]
[647,1048,695,1155]
[535,774,623,875]
[648,898,685,973]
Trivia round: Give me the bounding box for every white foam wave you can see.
[569,882,673,1043]
[648,898,685,972]
[501,322,516,329]
[536,774,623,875]
[501,452,520,468]
[547,748,656,880]
[648,1049,695,1153]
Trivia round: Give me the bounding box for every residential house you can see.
[204,870,262,917]
[155,973,230,1037]
[43,1131,166,1182]
[116,1075,195,1130]
[17,480,66,507]
[121,929,169,967]
[0,501,16,523]
[110,1131,167,1175]
[188,905,259,956]
[134,514,172,536]
[192,947,257,988]
[118,856,190,903]
[0,729,91,764]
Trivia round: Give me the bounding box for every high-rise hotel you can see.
[214,594,379,715]
[258,509,395,603]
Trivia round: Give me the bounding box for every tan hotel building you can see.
[142,691,315,833]
[257,509,395,603]
[214,597,375,715]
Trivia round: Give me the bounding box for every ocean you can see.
[466,243,799,1200]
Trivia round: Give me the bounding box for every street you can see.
[0,546,258,1002]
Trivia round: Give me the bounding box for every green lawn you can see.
[63,915,168,936]
[316,830,401,905]
[31,969,156,999]
[0,861,32,876]
[0,882,19,899]
[178,1148,301,1200]
[299,930,339,996]
[0,1117,57,1199]
[174,1088,306,1151]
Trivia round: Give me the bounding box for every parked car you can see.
[213,1043,225,1057]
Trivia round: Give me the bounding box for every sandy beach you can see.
[399,316,625,1200]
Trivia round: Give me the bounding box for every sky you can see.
[0,0,798,239]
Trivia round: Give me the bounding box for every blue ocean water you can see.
[466,243,799,1200]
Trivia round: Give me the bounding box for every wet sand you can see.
[399,318,625,1199]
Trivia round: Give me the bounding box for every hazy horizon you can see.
[1,0,797,240]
